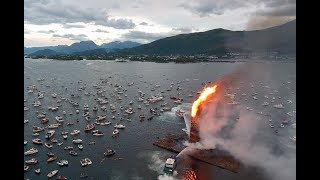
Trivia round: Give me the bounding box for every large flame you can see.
[191,85,217,118]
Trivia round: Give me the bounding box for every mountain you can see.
[100,41,141,49]
[25,40,142,55]
[120,20,296,55]
[28,49,61,57]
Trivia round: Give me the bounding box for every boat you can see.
[63,135,68,139]
[173,100,182,104]
[47,124,60,129]
[58,142,64,146]
[55,116,64,123]
[52,93,57,98]
[290,135,296,142]
[24,165,29,171]
[100,121,111,126]
[67,122,74,126]
[57,175,68,180]
[69,150,77,156]
[32,133,40,136]
[47,170,58,178]
[64,146,73,150]
[96,115,107,121]
[93,106,98,111]
[112,129,119,136]
[34,168,40,174]
[24,140,27,145]
[41,117,49,124]
[32,138,43,145]
[78,144,84,150]
[24,148,38,155]
[51,138,58,143]
[84,123,95,132]
[47,156,57,162]
[175,109,185,119]
[47,152,55,157]
[114,123,125,129]
[45,130,55,139]
[24,119,29,123]
[61,131,68,135]
[25,158,38,164]
[262,102,269,106]
[273,104,284,109]
[163,156,177,175]
[72,139,83,144]
[57,159,68,166]
[32,126,44,133]
[80,158,92,166]
[70,130,80,135]
[93,131,104,136]
[104,149,116,156]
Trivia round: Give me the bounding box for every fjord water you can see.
[24,59,295,179]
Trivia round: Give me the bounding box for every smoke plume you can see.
[183,63,296,180]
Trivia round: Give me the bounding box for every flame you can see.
[191,85,217,118]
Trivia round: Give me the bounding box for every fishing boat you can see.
[45,142,53,149]
[24,148,38,155]
[32,138,43,145]
[84,123,95,131]
[25,158,38,164]
[104,149,116,156]
[72,139,83,144]
[47,156,57,162]
[47,170,58,178]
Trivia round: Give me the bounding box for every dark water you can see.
[24,59,295,180]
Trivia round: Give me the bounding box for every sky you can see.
[24,0,296,47]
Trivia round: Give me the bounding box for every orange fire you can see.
[191,85,217,118]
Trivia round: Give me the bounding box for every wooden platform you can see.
[153,134,240,173]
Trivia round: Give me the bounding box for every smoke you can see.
[183,63,296,180]
[246,16,296,30]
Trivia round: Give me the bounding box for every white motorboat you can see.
[93,131,104,136]
[32,138,43,145]
[24,148,38,155]
[70,130,80,135]
[78,144,84,150]
[24,140,28,145]
[100,121,111,126]
[55,116,64,123]
[262,102,269,106]
[25,158,38,164]
[96,115,107,121]
[69,150,77,156]
[114,123,125,129]
[34,168,40,174]
[45,130,55,139]
[80,158,92,167]
[57,142,63,146]
[45,143,53,148]
[47,124,60,129]
[24,165,29,171]
[24,107,29,111]
[57,159,68,166]
[52,93,57,98]
[273,104,284,109]
[47,170,58,178]
[24,119,29,123]
[112,129,119,136]
[64,146,73,150]
[72,139,83,144]
[63,135,68,139]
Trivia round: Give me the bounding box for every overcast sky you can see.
[24,0,296,47]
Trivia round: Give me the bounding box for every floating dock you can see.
[153,133,240,173]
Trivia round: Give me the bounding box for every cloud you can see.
[52,33,88,41]
[172,27,193,33]
[180,0,296,17]
[62,24,86,29]
[93,29,109,33]
[122,31,172,42]
[139,22,149,26]
[25,0,136,29]
[37,30,56,34]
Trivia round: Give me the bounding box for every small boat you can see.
[25,158,38,164]
[47,156,57,162]
[175,109,185,119]
[24,165,29,171]
[273,104,284,109]
[93,106,98,111]
[100,121,111,126]
[104,149,116,156]
[114,123,125,129]
[80,158,92,166]
[269,123,275,128]
[24,140,28,145]
[41,117,49,124]
[61,131,68,135]
[72,139,83,144]
[69,150,77,156]
[57,159,68,166]
[33,126,44,133]
[58,142,64,146]
[78,144,84,150]
[64,146,73,150]
[47,170,58,178]
[96,115,107,121]
[24,119,29,123]
[32,133,40,136]
[93,131,104,136]
[52,93,57,98]
[63,135,68,139]
[89,141,95,145]
[112,129,119,136]
[55,116,64,123]
[32,138,43,145]
[24,148,38,155]
[80,172,88,178]
[84,123,95,132]
[45,130,55,139]
[34,168,40,174]
[70,130,80,135]
[57,175,68,180]
[47,152,55,157]
[51,138,58,143]
[67,122,74,126]
[262,102,269,106]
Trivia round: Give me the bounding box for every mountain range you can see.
[26,20,295,57]
[24,41,142,55]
